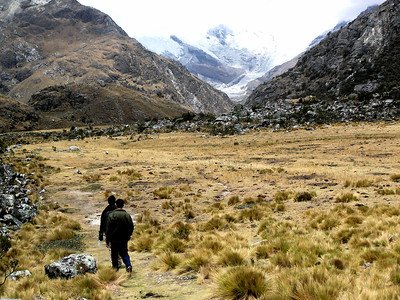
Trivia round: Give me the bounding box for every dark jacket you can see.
[106,209,134,242]
[99,204,116,236]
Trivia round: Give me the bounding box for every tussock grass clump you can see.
[109,176,119,182]
[199,238,224,253]
[331,258,346,270]
[161,200,175,210]
[181,251,212,272]
[345,179,374,188]
[82,173,101,183]
[270,252,292,268]
[354,179,374,188]
[274,190,291,202]
[390,174,400,182]
[377,188,400,195]
[345,215,364,226]
[136,210,160,228]
[289,268,345,300]
[132,235,153,252]
[200,216,226,231]
[215,266,269,300]
[162,238,187,253]
[218,249,245,267]
[184,209,195,220]
[82,183,102,192]
[172,221,191,240]
[73,275,102,299]
[335,193,358,203]
[335,228,358,244]
[158,252,181,270]
[255,244,270,259]
[239,207,264,222]
[153,186,175,199]
[97,267,118,283]
[227,195,240,206]
[294,191,316,202]
[310,213,340,231]
[390,267,400,285]
[117,168,142,180]
[47,228,76,241]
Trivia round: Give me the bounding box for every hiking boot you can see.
[126,266,132,273]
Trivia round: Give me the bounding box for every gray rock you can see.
[44,254,97,279]
[9,270,32,281]
[68,146,80,152]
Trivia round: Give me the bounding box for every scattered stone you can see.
[9,270,32,281]
[0,162,37,235]
[44,254,97,279]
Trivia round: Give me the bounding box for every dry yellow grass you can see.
[3,122,400,299]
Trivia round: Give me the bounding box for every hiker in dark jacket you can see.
[106,198,134,272]
[98,195,116,241]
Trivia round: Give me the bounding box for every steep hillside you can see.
[0,0,232,129]
[0,94,38,132]
[246,0,400,107]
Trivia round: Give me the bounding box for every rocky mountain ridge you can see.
[246,0,400,107]
[0,0,232,130]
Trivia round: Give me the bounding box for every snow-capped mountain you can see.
[138,25,277,101]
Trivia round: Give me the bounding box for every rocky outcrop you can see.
[0,161,37,236]
[44,253,97,279]
[246,1,400,107]
[0,0,232,130]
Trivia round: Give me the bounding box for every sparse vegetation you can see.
[4,123,400,299]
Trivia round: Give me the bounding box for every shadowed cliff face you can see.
[0,0,232,129]
[246,0,400,107]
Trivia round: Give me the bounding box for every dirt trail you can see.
[46,182,213,299]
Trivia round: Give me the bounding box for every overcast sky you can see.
[78,0,386,59]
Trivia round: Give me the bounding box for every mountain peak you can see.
[207,24,233,46]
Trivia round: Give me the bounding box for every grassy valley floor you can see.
[2,122,400,299]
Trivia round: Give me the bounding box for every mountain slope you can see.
[246,1,400,107]
[0,0,232,129]
[0,94,38,132]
